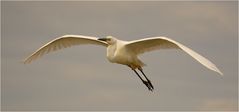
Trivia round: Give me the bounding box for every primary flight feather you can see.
[24,35,223,91]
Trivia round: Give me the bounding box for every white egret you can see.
[24,35,223,91]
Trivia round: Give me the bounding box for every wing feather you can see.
[24,35,108,64]
[125,37,223,75]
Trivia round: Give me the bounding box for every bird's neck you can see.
[106,44,117,62]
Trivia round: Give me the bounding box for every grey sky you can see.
[1,1,237,111]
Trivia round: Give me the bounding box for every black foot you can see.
[148,80,154,90]
[143,80,154,91]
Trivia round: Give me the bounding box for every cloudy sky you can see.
[1,1,237,111]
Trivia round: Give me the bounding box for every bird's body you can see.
[106,39,144,69]
[24,35,223,91]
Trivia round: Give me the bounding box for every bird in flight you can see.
[24,35,223,91]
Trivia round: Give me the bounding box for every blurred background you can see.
[1,1,237,111]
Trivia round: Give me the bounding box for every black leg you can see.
[138,68,154,90]
[133,69,144,82]
[132,69,153,91]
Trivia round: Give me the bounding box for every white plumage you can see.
[24,35,223,91]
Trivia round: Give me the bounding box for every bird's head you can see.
[98,36,117,45]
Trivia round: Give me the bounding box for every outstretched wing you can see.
[24,35,108,64]
[125,37,223,75]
